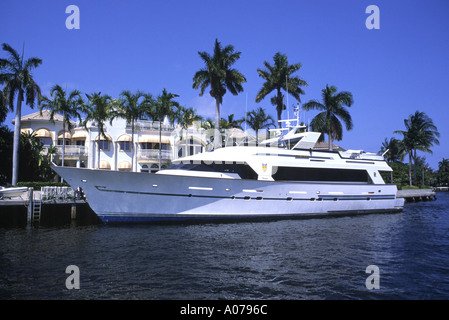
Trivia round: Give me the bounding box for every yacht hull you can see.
[52,165,404,223]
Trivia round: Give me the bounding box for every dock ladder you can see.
[32,197,42,224]
[27,188,42,225]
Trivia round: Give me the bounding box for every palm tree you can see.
[151,89,180,170]
[39,144,57,181]
[245,107,275,145]
[0,86,8,124]
[302,85,354,151]
[83,93,114,169]
[437,158,449,186]
[255,52,307,128]
[111,90,153,171]
[395,111,440,184]
[19,131,44,182]
[176,106,202,157]
[200,118,215,130]
[378,137,403,163]
[394,129,414,186]
[192,39,246,148]
[409,112,440,162]
[378,137,404,183]
[0,43,42,185]
[220,114,244,130]
[39,85,84,167]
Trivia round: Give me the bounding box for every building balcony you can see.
[55,145,88,156]
[129,121,174,132]
[138,149,172,160]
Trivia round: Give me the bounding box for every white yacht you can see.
[52,118,404,223]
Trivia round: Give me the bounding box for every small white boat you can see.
[0,186,28,199]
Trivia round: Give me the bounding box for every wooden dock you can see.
[397,189,437,202]
[0,188,101,227]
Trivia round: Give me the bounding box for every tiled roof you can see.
[20,110,74,123]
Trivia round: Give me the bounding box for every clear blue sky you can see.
[1,0,448,169]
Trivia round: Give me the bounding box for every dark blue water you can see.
[1,192,449,300]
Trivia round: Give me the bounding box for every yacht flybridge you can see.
[52,116,404,223]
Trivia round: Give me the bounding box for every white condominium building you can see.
[19,110,209,173]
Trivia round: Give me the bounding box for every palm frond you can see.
[1,43,21,66]
[302,100,325,111]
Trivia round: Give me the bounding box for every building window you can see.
[119,141,131,152]
[140,142,169,150]
[177,139,203,158]
[39,138,52,146]
[58,139,71,146]
[141,164,149,173]
[75,140,85,146]
[140,142,153,150]
[98,140,110,151]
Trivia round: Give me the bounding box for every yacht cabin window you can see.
[272,166,372,183]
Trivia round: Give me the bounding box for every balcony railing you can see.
[54,145,88,156]
[128,121,174,132]
[138,149,172,160]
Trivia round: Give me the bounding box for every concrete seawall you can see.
[397,189,437,202]
[0,201,102,227]
[0,188,102,227]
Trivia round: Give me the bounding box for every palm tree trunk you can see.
[185,128,189,157]
[61,113,66,183]
[159,121,162,170]
[62,112,66,167]
[413,148,417,181]
[11,94,22,185]
[214,99,220,149]
[327,116,333,151]
[131,120,134,172]
[97,132,101,169]
[276,88,282,128]
[408,152,412,186]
